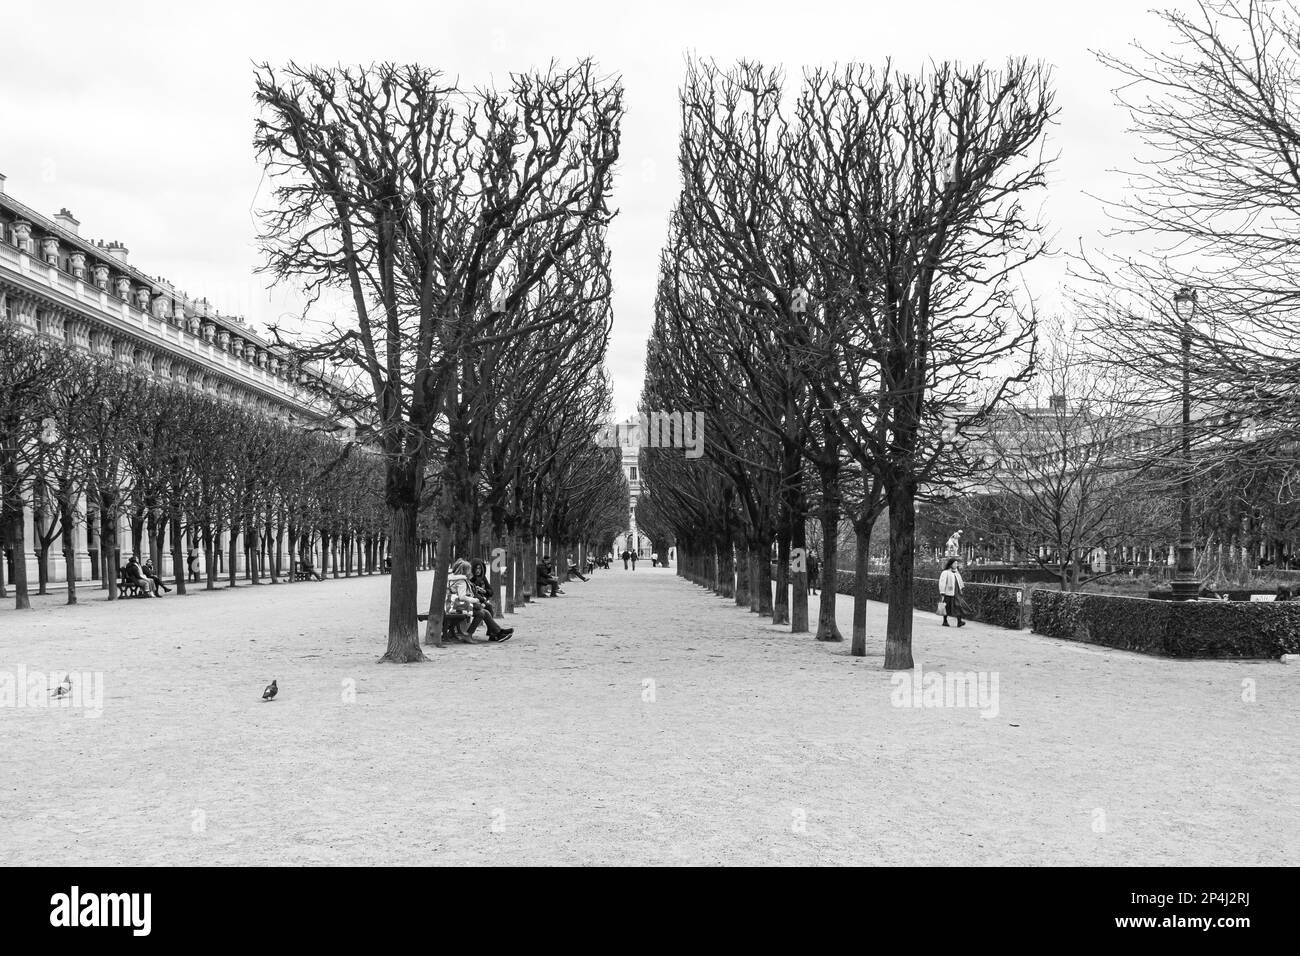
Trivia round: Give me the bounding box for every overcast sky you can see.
[2,0,1192,415]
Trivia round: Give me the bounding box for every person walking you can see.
[187,547,200,583]
[630,550,637,570]
[806,550,820,596]
[938,556,965,627]
[622,549,630,570]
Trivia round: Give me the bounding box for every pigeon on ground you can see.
[262,679,278,702]
[51,675,72,699]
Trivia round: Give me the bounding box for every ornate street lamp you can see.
[1171,286,1200,601]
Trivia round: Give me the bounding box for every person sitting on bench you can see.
[536,556,562,597]
[566,554,589,582]
[123,556,157,597]
[142,557,172,594]
[468,560,513,642]
[299,556,324,581]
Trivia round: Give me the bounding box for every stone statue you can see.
[945,529,963,556]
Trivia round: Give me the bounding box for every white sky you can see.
[1,0,1194,416]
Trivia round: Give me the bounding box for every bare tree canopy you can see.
[1082,0,1300,479]
[254,61,624,661]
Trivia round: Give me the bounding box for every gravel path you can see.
[2,567,1296,865]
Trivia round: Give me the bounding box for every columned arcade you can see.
[0,173,327,584]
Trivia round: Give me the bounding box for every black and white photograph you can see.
[0,0,1294,930]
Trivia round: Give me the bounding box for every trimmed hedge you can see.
[834,570,1027,630]
[1030,589,1300,658]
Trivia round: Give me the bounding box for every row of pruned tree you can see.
[640,57,1054,668]
[0,317,395,609]
[253,61,630,660]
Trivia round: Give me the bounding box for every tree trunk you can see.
[287,527,298,585]
[490,538,504,614]
[423,526,453,648]
[884,493,916,670]
[36,538,50,596]
[100,492,119,601]
[204,525,218,591]
[504,538,516,614]
[718,543,734,598]
[129,512,144,564]
[791,514,809,634]
[817,495,843,642]
[384,495,428,662]
[267,517,279,584]
[524,535,538,603]
[275,516,286,581]
[33,499,51,596]
[9,501,31,609]
[756,542,773,615]
[851,517,871,657]
[170,507,186,596]
[86,508,99,583]
[734,538,750,607]
[60,496,78,606]
[228,524,239,588]
[773,532,789,625]
[146,508,161,571]
[514,533,529,607]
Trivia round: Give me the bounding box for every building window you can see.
[629,465,638,481]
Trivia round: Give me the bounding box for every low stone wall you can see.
[1030,589,1300,658]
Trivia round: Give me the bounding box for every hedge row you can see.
[834,570,1027,629]
[829,570,1300,657]
[1030,589,1300,658]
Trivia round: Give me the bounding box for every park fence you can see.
[833,569,1300,658]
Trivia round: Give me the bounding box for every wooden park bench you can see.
[415,574,475,641]
[116,569,148,598]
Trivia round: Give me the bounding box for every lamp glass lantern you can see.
[1173,286,1198,320]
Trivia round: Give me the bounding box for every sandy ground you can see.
[1,567,1297,866]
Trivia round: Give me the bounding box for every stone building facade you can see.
[614,415,651,558]
[0,172,326,584]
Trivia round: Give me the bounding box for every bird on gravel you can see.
[51,675,72,699]
[262,679,278,702]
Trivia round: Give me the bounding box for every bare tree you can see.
[1083,1,1300,481]
[255,62,623,662]
[792,60,1053,668]
[0,318,62,608]
[952,323,1176,589]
